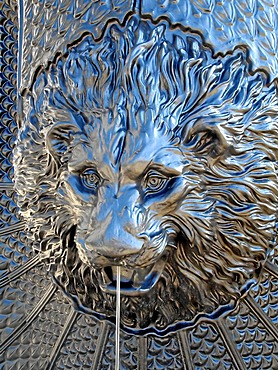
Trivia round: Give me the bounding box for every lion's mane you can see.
[14,16,278,334]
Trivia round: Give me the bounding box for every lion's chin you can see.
[97,255,168,297]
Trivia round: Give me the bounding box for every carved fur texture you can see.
[14,17,278,334]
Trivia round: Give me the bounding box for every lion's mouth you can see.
[97,255,168,296]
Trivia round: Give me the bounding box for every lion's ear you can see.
[46,123,79,159]
[194,128,226,157]
[184,121,230,158]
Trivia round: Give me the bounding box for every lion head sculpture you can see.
[14,16,278,334]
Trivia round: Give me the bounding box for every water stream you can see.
[115,266,121,370]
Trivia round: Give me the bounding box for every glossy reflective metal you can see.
[1,0,278,368]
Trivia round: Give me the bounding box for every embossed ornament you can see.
[14,16,278,335]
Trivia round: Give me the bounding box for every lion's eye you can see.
[143,171,168,194]
[81,168,102,190]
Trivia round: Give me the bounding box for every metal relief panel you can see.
[0,0,278,369]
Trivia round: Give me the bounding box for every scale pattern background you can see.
[0,0,278,369]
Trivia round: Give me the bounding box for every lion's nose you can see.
[85,185,145,257]
[87,212,144,257]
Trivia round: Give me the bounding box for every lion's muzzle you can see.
[77,184,145,259]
